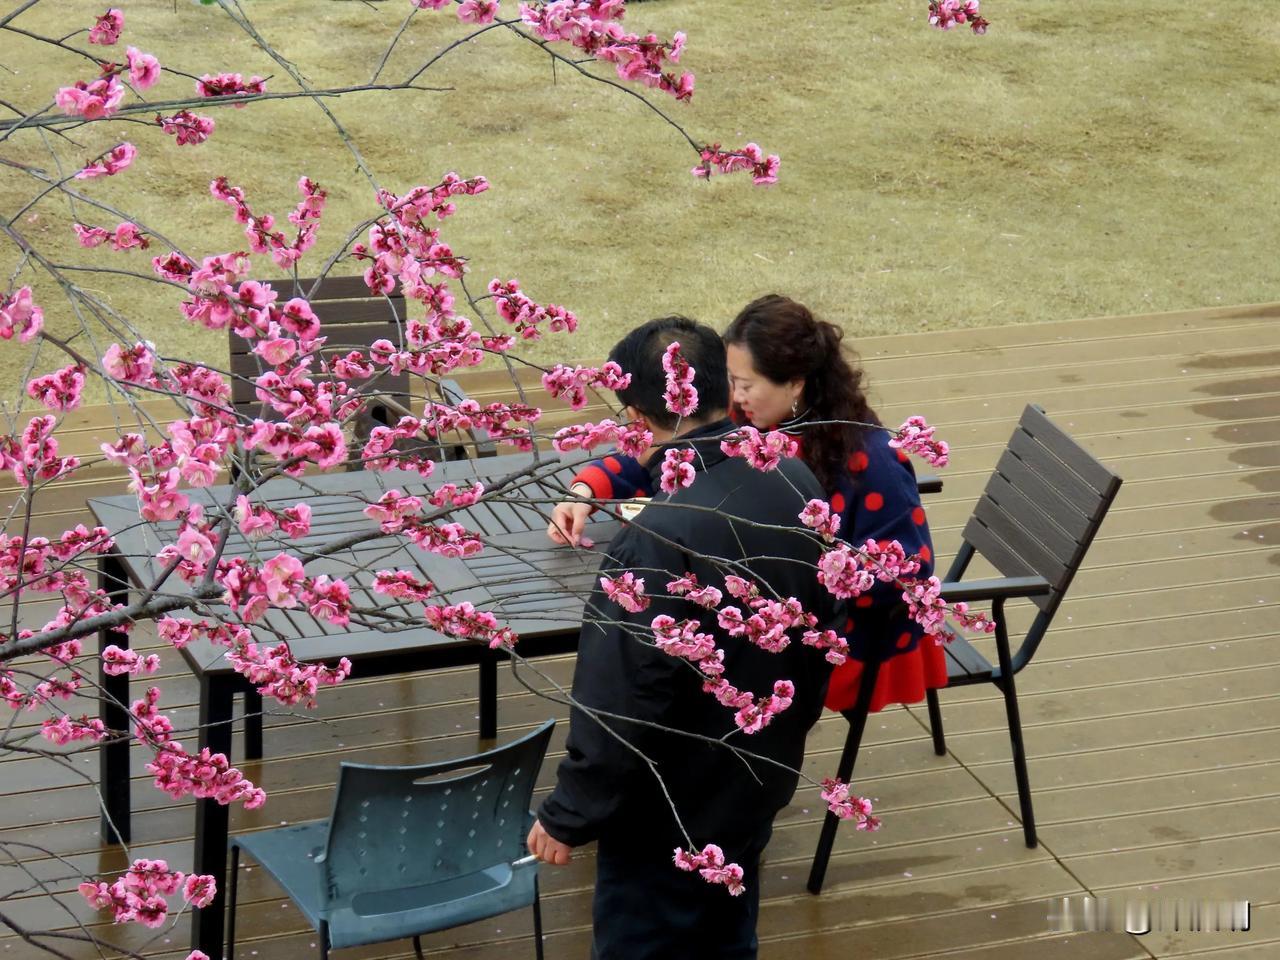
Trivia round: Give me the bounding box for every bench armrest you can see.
[916,474,943,495]
[939,575,1051,603]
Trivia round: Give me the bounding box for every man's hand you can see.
[547,483,593,547]
[526,818,574,866]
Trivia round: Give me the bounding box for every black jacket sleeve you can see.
[536,540,693,847]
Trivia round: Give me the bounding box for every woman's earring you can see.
[791,399,799,418]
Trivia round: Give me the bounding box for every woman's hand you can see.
[547,483,593,547]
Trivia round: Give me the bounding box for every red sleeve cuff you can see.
[576,464,616,501]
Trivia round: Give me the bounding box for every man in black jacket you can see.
[527,316,844,959]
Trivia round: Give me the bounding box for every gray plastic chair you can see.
[227,720,555,959]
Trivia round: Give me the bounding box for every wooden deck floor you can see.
[3,302,1278,959]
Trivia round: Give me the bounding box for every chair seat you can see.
[329,862,536,949]
[940,635,995,685]
[232,819,540,950]
[233,821,330,929]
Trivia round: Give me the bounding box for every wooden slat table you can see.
[87,451,616,958]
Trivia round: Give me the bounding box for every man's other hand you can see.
[527,819,574,866]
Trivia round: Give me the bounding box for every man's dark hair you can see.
[607,315,729,431]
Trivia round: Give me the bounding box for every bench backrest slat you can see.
[230,277,410,423]
[961,404,1123,617]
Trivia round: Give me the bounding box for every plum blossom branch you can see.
[0,0,978,923]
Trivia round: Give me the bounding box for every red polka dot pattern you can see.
[896,449,910,463]
[896,632,913,650]
[849,451,869,472]
[912,506,926,526]
[920,544,932,563]
[855,596,873,608]
[604,456,622,473]
[830,492,846,514]
[865,492,884,511]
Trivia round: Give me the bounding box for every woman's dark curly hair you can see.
[723,294,878,492]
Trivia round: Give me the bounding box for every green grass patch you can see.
[2,0,1278,400]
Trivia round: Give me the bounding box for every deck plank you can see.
[5,302,1280,959]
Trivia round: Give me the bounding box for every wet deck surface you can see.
[3,302,1277,959]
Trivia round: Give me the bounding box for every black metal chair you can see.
[808,403,1124,894]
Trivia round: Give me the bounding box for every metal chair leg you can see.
[999,675,1037,847]
[926,688,946,755]
[990,599,1036,848]
[226,844,240,960]
[319,919,330,960]
[532,875,545,960]
[414,934,426,959]
[808,656,881,895]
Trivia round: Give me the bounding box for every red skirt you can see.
[824,635,949,713]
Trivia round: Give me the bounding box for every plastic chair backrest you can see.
[318,720,554,941]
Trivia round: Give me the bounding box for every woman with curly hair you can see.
[549,294,945,713]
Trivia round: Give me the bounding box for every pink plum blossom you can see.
[111,222,149,251]
[26,364,85,411]
[373,569,436,601]
[0,287,44,342]
[102,644,161,676]
[888,415,950,467]
[262,553,305,607]
[41,714,108,744]
[487,278,578,340]
[87,8,124,45]
[692,142,780,185]
[799,498,842,541]
[820,777,879,830]
[659,447,696,493]
[197,72,266,105]
[156,110,215,146]
[661,341,698,417]
[601,571,649,613]
[801,628,850,665]
[102,342,155,384]
[128,467,187,522]
[56,75,126,120]
[74,223,111,247]
[126,47,161,89]
[457,0,500,24]
[541,362,630,410]
[424,601,517,650]
[75,142,136,179]
[719,426,799,471]
[666,573,722,609]
[306,576,352,626]
[672,844,746,896]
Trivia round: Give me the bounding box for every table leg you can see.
[479,648,498,740]
[98,550,131,845]
[243,689,263,761]
[191,675,235,958]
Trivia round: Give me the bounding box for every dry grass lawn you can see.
[2,0,1278,397]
